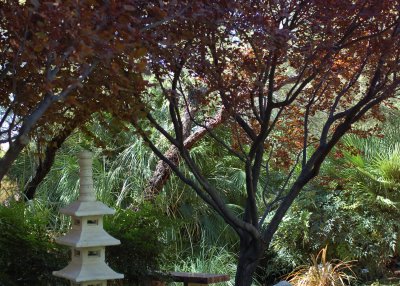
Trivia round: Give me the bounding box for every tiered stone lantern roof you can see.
[53,151,123,286]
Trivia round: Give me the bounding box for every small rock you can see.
[273,281,292,286]
[361,268,369,274]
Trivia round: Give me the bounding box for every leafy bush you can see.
[0,202,68,285]
[271,184,400,280]
[104,203,175,285]
[255,248,298,285]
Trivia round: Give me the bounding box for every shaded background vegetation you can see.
[1,107,400,285]
[1,1,399,285]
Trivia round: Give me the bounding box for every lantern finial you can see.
[78,151,96,202]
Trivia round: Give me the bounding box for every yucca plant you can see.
[286,246,355,286]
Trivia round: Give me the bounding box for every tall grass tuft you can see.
[166,233,238,286]
[286,246,355,286]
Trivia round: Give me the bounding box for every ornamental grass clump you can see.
[286,246,355,286]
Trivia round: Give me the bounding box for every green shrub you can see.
[104,203,175,285]
[270,183,399,281]
[0,202,68,285]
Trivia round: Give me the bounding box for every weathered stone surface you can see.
[273,281,292,286]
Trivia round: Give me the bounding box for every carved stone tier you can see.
[53,247,123,282]
[55,215,120,247]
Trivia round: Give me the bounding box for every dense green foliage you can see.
[104,204,175,284]
[1,1,399,285]
[2,111,400,285]
[0,202,68,285]
[0,201,176,285]
[267,114,400,281]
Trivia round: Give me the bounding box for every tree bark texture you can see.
[235,235,265,286]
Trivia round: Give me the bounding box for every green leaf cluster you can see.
[104,203,176,284]
[0,202,68,285]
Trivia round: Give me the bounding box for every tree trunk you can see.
[235,235,265,286]
[0,135,28,184]
[0,97,65,184]
[144,106,193,199]
[144,107,225,199]
[144,145,180,200]
[24,126,76,200]
[0,65,94,186]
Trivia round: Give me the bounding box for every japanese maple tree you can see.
[130,1,400,285]
[0,0,178,188]
[1,1,399,285]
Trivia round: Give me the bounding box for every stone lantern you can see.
[53,151,123,286]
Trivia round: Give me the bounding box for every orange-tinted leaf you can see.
[132,47,147,58]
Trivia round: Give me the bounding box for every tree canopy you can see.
[131,1,400,285]
[1,1,399,286]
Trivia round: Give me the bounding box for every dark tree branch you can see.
[0,62,96,183]
[24,122,79,200]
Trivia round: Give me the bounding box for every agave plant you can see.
[286,246,355,286]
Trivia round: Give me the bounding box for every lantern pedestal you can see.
[53,151,123,285]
